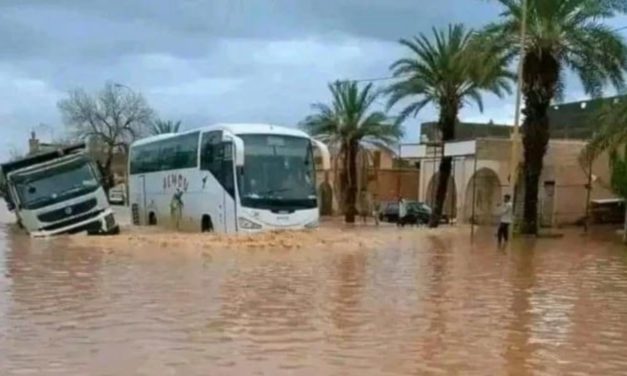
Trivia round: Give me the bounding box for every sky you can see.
[2,0,627,160]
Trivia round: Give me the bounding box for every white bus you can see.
[128,123,330,233]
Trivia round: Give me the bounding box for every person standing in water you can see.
[372,193,380,226]
[397,197,407,227]
[497,194,513,246]
[359,189,370,224]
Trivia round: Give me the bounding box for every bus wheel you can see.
[201,215,213,232]
[148,212,157,226]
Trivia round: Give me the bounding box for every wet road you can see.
[1,215,627,375]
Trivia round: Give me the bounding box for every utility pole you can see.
[509,0,528,236]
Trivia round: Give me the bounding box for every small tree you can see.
[609,149,627,242]
[58,82,154,191]
[581,102,627,241]
[150,119,182,135]
[301,81,402,223]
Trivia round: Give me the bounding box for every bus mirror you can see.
[311,139,331,170]
[222,132,245,167]
[232,136,245,167]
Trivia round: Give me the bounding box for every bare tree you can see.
[58,82,154,191]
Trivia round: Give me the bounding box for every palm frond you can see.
[387,23,513,131]
[485,0,627,98]
[300,80,401,148]
[580,101,627,165]
[150,119,181,135]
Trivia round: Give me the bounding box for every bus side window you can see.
[173,132,199,169]
[201,131,220,171]
[200,131,235,198]
[160,139,176,171]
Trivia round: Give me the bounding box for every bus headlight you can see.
[238,217,262,230]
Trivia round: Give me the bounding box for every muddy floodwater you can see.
[1,209,627,375]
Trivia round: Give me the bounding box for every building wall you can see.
[416,138,616,226]
[314,146,418,215]
[541,140,615,226]
[315,167,420,215]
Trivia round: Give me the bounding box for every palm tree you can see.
[582,102,627,164]
[301,81,403,223]
[482,0,627,234]
[581,101,627,241]
[150,119,181,135]
[610,150,627,242]
[387,24,513,227]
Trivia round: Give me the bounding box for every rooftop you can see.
[420,94,627,142]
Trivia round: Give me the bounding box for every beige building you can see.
[401,138,615,227]
[315,144,421,216]
[402,95,625,227]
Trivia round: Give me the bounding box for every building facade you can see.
[315,144,421,216]
[401,138,615,227]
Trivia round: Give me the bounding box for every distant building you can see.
[420,121,512,142]
[401,138,616,226]
[547,95,626,139]
[404,96,625,226]
[314,143,421,216]
[28,131,66,155]
[420,95,627,143]
[27,132,128,185]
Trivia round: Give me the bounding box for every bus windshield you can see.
[12,157,100,210]
[238,134,317,210]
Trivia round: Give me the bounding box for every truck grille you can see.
[37,198,98,223]
[40,209,103,232]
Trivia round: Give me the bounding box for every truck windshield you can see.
[12,158,100,210]
[238,134,317,211]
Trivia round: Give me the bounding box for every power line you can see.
[347,75,398,83]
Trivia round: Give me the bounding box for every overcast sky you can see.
[2,0,627,159]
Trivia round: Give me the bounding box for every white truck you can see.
[0,144,119,237]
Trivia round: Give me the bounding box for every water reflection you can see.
[1,225,627,375]
[504,239,536,376]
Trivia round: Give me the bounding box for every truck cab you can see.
[1,144,118,237]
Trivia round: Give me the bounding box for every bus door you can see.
[201,131,237,233]
[131,175,147,225]
[220,141,237,233]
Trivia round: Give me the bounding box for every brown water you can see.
[1,217,627,375]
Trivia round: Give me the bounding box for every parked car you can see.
[108,185,126,205]
[590,198,625,224]
[379,201,432,225]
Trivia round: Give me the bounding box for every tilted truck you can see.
[0,144,119,237]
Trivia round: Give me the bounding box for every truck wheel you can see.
[107,226,121,235]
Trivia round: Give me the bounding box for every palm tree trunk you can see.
[429,156,453,227]
[429,105,456,228]
[345,140,359,223]
[519,53,558,235]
